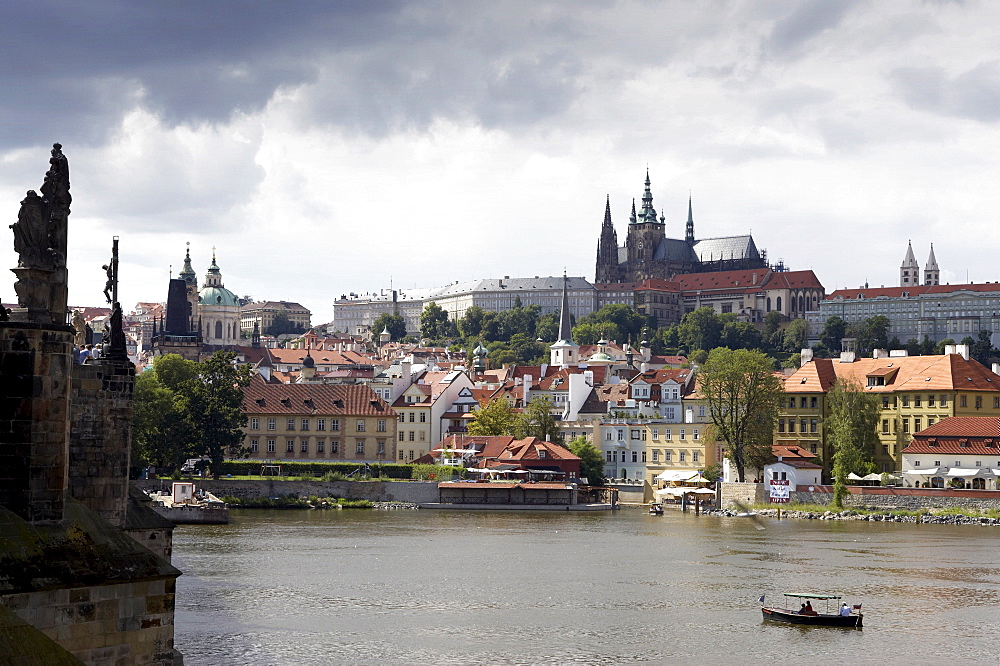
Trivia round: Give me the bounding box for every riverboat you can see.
[760,593,863,628]
[649,503,664,515]
[148,482,230,525]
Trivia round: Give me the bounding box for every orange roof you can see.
[826,282,1000,301]
[498,437,581,463]
[783,354,1000,394]
[243,375,394,416]
[904,417,1000,455]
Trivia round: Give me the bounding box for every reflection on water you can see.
[174,509,1000,665]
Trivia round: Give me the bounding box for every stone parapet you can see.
[134,478,442,504]
[719,482,767,508]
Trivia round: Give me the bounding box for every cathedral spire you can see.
[685,193,695,245]
[557,272,572,342]
[639,169,657,223]
[596,195,622,283]
[900,240,919,287]
[179,242,196,288]
[629,198,637,224]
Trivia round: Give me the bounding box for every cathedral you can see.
[899,240,940,287]
[595,171,769,284]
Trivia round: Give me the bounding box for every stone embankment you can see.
[709,508,1000,526]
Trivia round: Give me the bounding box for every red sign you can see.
[769,479,790,503]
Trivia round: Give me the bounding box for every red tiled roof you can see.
[826,282,1000,301]
[903,417,1000,455]
[243,375,394,416]
[675,269,769,292]
[498,437,582,463]
[784,354,1000,394]
[762,270,824,290]
[772,445,817,460]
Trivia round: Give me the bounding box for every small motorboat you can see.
[760,593,862,628]
[649,503,664,515]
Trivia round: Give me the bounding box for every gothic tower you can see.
[685,194,695,245]
[178,243,198,331]
[900,240,920,287]
[924,243,940,286]
[595,195,623,284]
[625,170,666,281]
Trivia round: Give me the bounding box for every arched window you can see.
[776,296,782,311]
[766,297,771,312]
[215,321,223,339]
[799,295,805,312]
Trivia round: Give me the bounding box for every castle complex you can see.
[595,171,770,284]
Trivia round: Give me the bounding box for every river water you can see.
[173,508,1000,665]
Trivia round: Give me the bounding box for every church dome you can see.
[302,352,315,368]
[199,285,239,307]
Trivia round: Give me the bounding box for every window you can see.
[914,395,921,408]
[399,414,405,423]
[810,419,818,433]
[331,419,340,431]
[408,451,415,461]
[377,419,386,432]
[693,429,699,441]
[300,440,308,453]
[606,431,612,441]
[331,440,339,453]
[788,420,795,433]
[901,396,909,408]
[698,406,706,418]
[882,419,889,434]
[377,440,385,455]
[882,396,890,409]
[317,440,325,453]
[680,429,686,440]
[961,395,967,408]
[778,420,785,433]
[398,431,405,441]
[317,418,326,431]
[356,440,365,454]
[301,419,310,431]
[789,397,796,408]
[665,451,672,462]
[267,418,276,431]
[251,418,260,430]
[632,451,638,463]
[903,419,909,433]
[800,397,807,409]
[665,429,672,441]
[800,419,807,433]
[693,451,699,463]
[652,429,659,440]
[680,451,686,463]
[357,420,366,432]
[250,439,259,453]
[409,431,415,441]
[267,439,275,453]
[811,397,817,409]
[928,395,935,408]
[618,430,624,441]
[940,395,948,407]
[409,412,415,422]
[652,450,659,462]
[606,451,613,462]
[419,412,426,423]
[631,429,641,440]
[914,418,921,432]
[642,451,647,463]
[975,396,982,410]
[995,397,1000,409]
[287,419,295,431]
[286,440,294,452]
[399,450,405,460]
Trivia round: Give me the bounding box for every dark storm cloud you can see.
[765,0,858,57]
[0,1,402,147]
[892,63,1000,122]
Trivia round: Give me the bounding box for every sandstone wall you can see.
[794,487,1000,511]
[1,579,175,665]
[719,482,767,508]
[134,478,442,504]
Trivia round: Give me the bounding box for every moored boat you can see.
[649,503,664,515]
[760,593,863,628]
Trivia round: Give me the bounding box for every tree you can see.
[419,301,451,340]
[851,315,889,355]
[186,351,254,473]
[568,437,605,485]
[827,378,880,508]
[372,313,406,341]
[131,370,196,470]
[534,312,559,341]
[458,305,487,338]
[467,398,517,436]
[935,337,956,355]
[972,330,993,365]
[820,316,847,353]
[514,397,563,444]
[904,338,921,356]
[572,321,618,345]
[699,348,782,482]
[574,304,650,344]
[782,318,808,353]
[678,307,722,352]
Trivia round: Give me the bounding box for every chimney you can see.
[523,374,532,405]
[873,349,889,359]
[402,360,412,384]
[800,348,813,366]
[954,344,970,361]
[839,351,856,363]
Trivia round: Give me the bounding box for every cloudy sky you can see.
[3,0,1000,325]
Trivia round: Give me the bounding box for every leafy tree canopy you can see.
[568,437,605,485]
[372,313,407,342]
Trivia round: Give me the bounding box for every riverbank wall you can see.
[719,482,1000,511]
[133,479,441,504]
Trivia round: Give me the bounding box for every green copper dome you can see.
[199,285,239,307]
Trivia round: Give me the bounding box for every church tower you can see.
[595,195,623,284]
[198,249,241,347]
[900,240,920,287]
[178,243,199,332]
[549,273,580,368]
[924,243,940,286]
[625,170,666,281]
[685,194,695,245]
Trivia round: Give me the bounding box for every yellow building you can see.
[243,375,396,462]
[392,383,432,462]
[781,348,1000,474]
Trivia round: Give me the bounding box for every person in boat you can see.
[839,603,852,617]
[803,601,817,616]
[799,604,807,615]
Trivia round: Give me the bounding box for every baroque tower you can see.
[625,170,666,281]
[178,243,198,331]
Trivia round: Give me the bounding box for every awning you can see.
[862,473,883,481]
[946,467,997,478]
[847,473,865,481]
[656,470,698,482]
[903,467,946,476]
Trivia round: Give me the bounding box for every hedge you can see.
[217,460,464,481]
